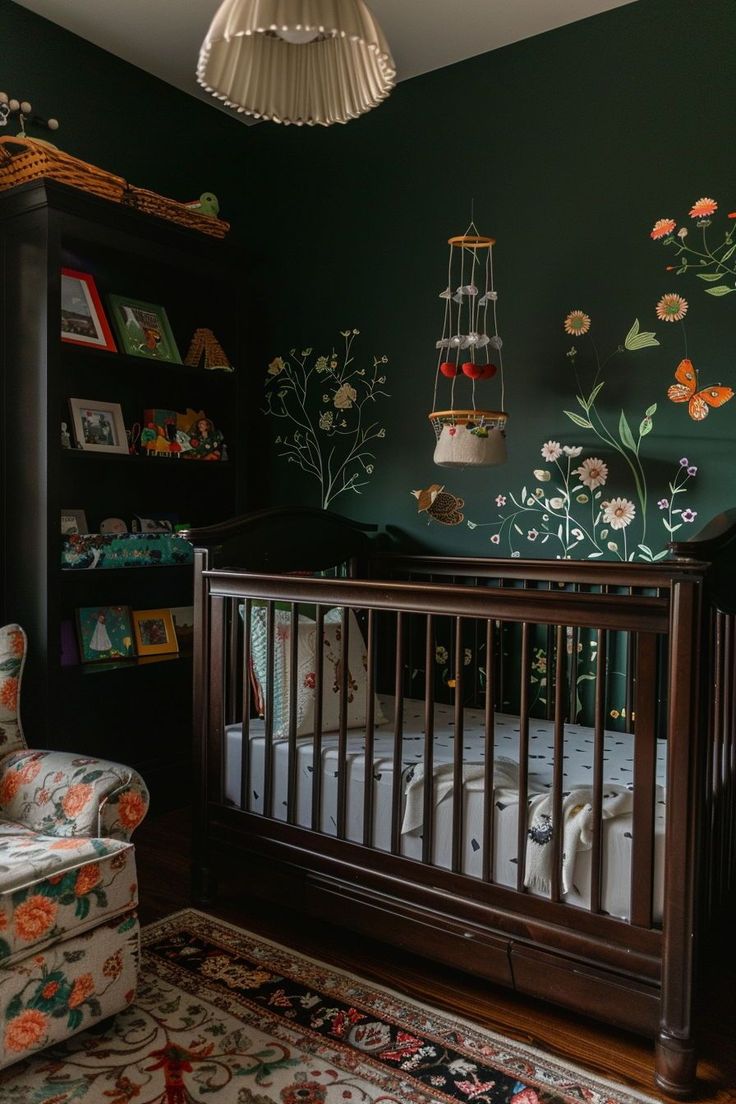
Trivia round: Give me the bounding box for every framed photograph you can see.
[61,509,89,535]
[61,269,117,352]
[68,398,128,454]
[76,606,135,664]
[170,606,194,651]
[108,295,181,363]
[132,608,179,656]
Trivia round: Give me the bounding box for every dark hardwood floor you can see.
[135,807,736,1103]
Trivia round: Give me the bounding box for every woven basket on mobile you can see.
[0,136,126,202]
[122,185,230,239]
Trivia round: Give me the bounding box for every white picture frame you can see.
[68,398,129,455]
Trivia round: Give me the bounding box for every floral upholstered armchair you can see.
[0,625,149,1066]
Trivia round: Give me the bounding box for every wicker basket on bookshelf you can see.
[0,136,126,203]
[123,185,230,239]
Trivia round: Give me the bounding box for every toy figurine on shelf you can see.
[61,421,71,449]
[183,193,220,218]
[184,327,235,372]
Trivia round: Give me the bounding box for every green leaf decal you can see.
[705,285,735,296]
[720,243,736,262]
[618,410,637,452]
[697,272,727,281]
[564,410,592,429]
[624,319,660,351]
[639,417,653,437]
[588,381,605,407]
[645,403,657,417]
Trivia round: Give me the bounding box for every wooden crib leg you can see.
[655,1032,696,1098]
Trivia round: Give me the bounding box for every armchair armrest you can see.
[0,750,149,840]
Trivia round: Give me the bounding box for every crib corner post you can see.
[657,575,703,1099]
[191,545,213,907]
[655,1032,697,1099]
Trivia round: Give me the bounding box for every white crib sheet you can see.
[224,695,667,921]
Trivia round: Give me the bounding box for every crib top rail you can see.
[202,568,670,633]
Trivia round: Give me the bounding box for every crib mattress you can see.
[224,695,667,921]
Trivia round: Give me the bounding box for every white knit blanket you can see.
[402,759,651,897]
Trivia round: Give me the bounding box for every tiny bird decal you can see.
[412,484,465,526]
[667,358,733,420]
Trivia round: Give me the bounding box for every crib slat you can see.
[631,632,657,927]
[227,597,239,725]
[452,616,465,873]
[362,609,376,848]
[422,614,435,865]
[625,604,636,734]
[336,607,350,839]
[208,595,226,805]
[719,613,732,895]
[391,612,405,854]
[516,622,531,892]
[240,598,252,811]
[311,605,325,832]
[728,615,736,893]
[590,629,606,913]
[287,602,299,825]
[482,617,495,882]
[263,600,275,818]
[551,624,566,903]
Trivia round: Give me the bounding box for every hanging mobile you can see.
[429,220,508,467]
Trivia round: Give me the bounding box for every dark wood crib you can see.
[186,506,736,1098]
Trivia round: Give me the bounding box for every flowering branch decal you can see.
[468,442,697,562]
[650,197,736,298]
[265,330,389,509]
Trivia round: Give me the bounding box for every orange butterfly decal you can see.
[667,358,734,421]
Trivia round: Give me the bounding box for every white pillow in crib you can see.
[250,607,386,737]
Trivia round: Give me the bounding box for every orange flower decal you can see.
[41,981,60,1000]
[0,770,22,804]
[68,973,95,1008]
[650,217,676,240]
[15,895,58,941]
[117,790,146,830]
[62,783,93,820]
[74,862,101,896]
[0,677,18,713]
[689,197,717,219]
[5,1009,48,1052]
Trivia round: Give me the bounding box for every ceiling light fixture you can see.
[197,0,396,127]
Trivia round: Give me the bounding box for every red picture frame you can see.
[61,268,117,352]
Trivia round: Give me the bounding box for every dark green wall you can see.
[255,0,736,561]
[0,0,266,234]
[3,0,735,560]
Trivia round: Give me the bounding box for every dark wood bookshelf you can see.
[0,180,251,810]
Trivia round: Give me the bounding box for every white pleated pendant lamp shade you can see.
[197,0,396,126]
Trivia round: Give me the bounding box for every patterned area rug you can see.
[0,908,660,1104]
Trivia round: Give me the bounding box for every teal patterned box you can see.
[61,532,193,570]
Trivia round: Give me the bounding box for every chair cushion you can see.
[0,821,137,966]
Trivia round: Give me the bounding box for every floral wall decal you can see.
[650,196,736,298]
[467,309,700,561]
[265,330,389,509]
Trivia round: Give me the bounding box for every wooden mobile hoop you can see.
[430,222,508,468]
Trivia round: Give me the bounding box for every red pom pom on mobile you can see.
[439,361,460,378]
